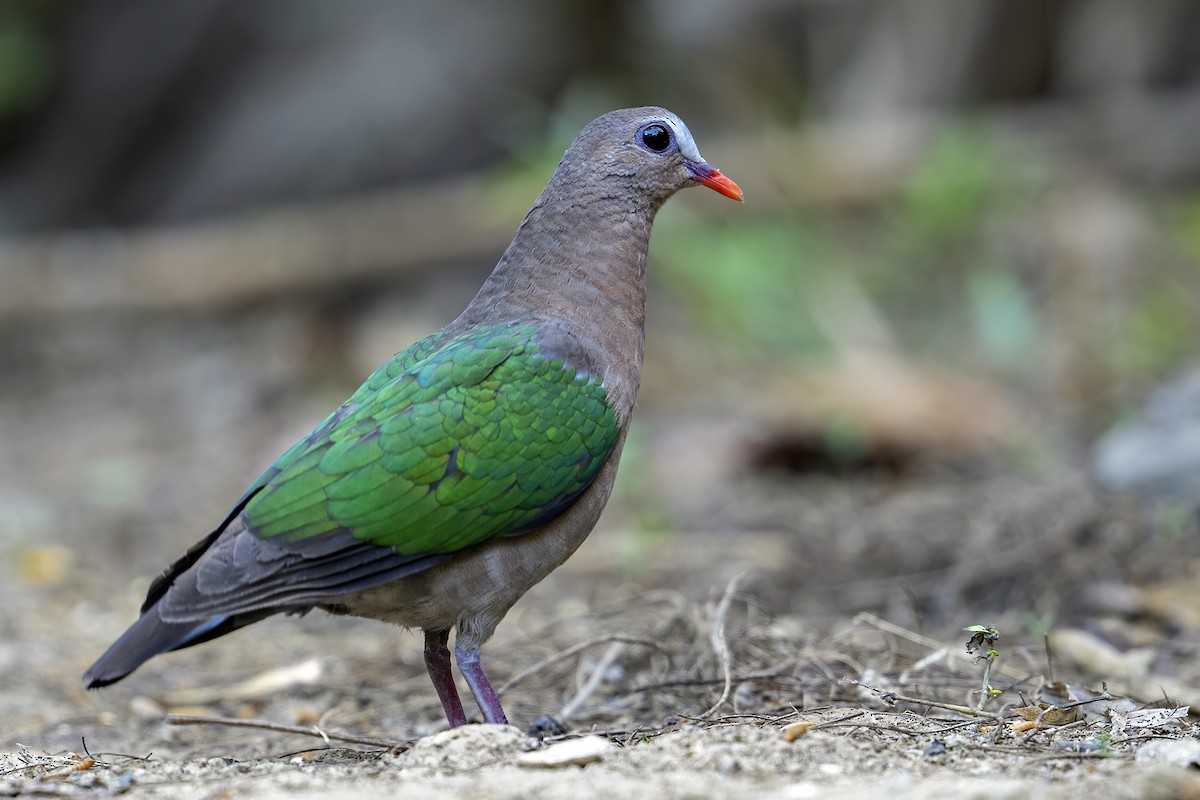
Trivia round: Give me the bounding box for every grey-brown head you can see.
[465,106,741,341]
[546,106,743,213]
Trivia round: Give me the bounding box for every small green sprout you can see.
[965,624,1001,711]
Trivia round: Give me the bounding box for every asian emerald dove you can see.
[84,107,743,727]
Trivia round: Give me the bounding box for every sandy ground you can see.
[10,717,1200,800]
[5,292,1200,798]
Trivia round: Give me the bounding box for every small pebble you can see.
[1135,739,1200,769]
[517,735,612,768]
[782,721,815,742]
[527,715,568,738]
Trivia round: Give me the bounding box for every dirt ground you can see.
[5,292,1200,799]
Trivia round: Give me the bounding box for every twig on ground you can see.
[854,613,1029,681]
[1111,733,1193,746]
[933,718,984,734]
[0,760,59,778]
[819,719,925,737]
[699,572,745,720]
[1030,751,1128,763]
[811,710,868,729]
[628,666,792,694]
[843,677,1006,719]
[1032,718,1089,746]
[495,634,665,697]
[165,715,410,751]
[560,641,626,722]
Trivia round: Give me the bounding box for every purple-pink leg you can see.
[424,629,467,727]
[454,640,509,725]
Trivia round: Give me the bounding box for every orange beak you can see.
[686,161,744,202]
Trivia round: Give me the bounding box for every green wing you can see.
[241,323,619,558]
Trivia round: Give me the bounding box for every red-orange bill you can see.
[686,161,743,202]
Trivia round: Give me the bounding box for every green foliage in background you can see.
[653,121,1046,373]
[0,4,55,122]
[966,265,1037,373]
[898,122,999,243]
[488,111,1200,423]
[653,215,836,357]
[1171,196,1200,265]
[1116,285,1194,376]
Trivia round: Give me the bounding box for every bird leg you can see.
[423,629,467,727]
[453,640,509,725]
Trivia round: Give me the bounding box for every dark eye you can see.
[639,123,672,153]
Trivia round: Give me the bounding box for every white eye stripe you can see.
[660,113,703,162]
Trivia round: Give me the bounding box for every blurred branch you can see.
[0,178,517,318]
[0,120,937,319]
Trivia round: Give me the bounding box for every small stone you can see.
[782,721,815,742]
[1135,739,1200,769]
[516,735,613,768]
[922,739,947,757]
[527,715,568,738]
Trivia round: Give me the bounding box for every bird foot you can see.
[454,641,509,725]
[424,629,467,727]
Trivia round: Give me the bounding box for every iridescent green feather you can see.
[241,324,618,557]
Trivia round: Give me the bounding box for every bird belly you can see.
[321,430,628,643]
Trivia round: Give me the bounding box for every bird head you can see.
[557,107,743,209]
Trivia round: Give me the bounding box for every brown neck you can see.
[456,176,664,420]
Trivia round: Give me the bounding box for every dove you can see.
[84,107,742,727]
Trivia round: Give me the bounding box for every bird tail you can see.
[82,608,264,688]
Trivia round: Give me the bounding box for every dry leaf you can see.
[1111,706,1190,739]
[1013,704,1080,726]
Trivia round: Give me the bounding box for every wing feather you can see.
[149,323,619,621]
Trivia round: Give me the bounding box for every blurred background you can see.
[5,0,1200,740]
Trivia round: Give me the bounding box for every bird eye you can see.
[639,123,673,153]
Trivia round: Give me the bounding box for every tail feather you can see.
[83,609,269,688]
